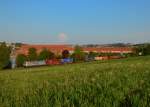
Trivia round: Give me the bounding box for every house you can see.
[83,47,133,53]
[15,44,74,55]
[15,44,133,56]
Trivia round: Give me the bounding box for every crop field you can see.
[0,56,150,107]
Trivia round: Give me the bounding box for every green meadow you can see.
[0,56,150,107]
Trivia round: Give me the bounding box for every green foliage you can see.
[0,56,150,106]
[123,53,137,57]
[27,48,37,61]
[0,42,11,69]
[88,51,99,58]
[134,43,150,56]
[16,54,27,67]
[99,52,121,57]
[74,45,83,53]
[143,44,150,55]
[72,45,86,62]
[62,50,70,58]
[38,49,54,60]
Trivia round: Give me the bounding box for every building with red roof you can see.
[83,47,133,53]
[15,44,133,56]
[16,44,74,55]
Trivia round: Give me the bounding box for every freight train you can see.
[23,58,74,67]
[23,55,123,67]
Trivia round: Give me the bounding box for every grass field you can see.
[0,56,150,107]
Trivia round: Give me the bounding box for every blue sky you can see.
[0,0,150,44]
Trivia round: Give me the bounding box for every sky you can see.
[0,0,150,44]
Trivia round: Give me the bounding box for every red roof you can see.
[16,44,74,55]
[16,44,133,55]
[83,47,133,53]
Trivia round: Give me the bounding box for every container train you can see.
[23,58,74,67]
[23,55,123,67]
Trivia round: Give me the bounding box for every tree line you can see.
[0,42,150,69]
[15,43,150,67]
[16,45,89,67]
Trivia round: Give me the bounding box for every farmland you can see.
[0,56,150,107]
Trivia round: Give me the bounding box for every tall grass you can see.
[0,56,150,107]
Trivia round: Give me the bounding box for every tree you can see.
[38,49,54,60]
[28,48,37,61]
[62,50,70,58]
[88,51,98,58]
[72,45,85,62]
[134,44,150,56]
[144,44,150,55]
[0,42,11,69]
[16,54,27,67]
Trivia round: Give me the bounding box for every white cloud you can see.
[58,32,68,43]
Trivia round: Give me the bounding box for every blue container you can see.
[61,58,73,64]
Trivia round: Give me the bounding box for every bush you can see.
[134,43,150,56]
[38,49,54,60]
[16,54,27,67]
[89,52,99,57]
[28,48,37,61]
[71,45,86,62]
[0,42,11,69]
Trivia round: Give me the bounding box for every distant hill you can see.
[81,43,133,48]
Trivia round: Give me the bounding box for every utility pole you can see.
[10,44,16,69]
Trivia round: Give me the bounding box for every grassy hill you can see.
[0,56,150,107]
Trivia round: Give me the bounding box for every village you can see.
[5,43,134,68]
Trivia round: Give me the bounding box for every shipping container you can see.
[95,56,109,60]
[95,56,122,61]
[61,58,73,64]
[45,59,60,65]
[23,60,46,67]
